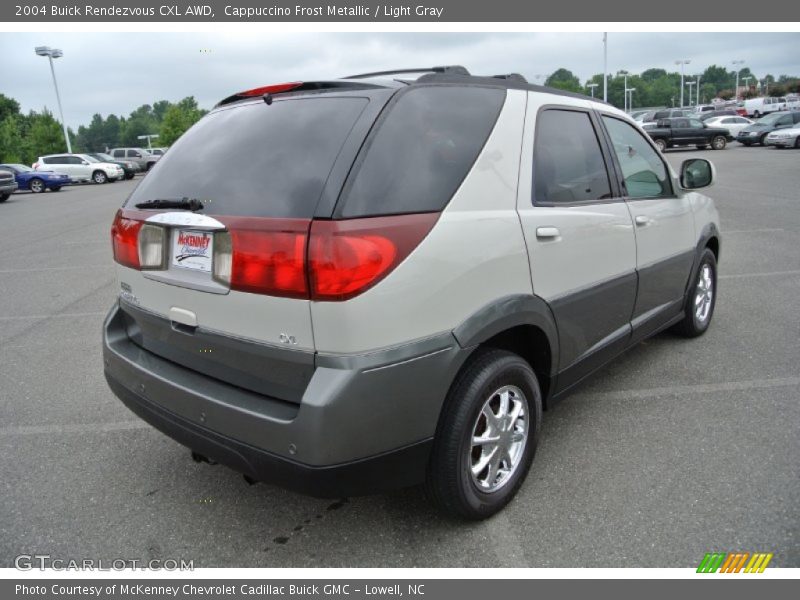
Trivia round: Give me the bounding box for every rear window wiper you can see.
[134,197,204,211]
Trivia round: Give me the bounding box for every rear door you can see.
[45,156,73,177]
[517,99,637,390]
[599,114,695,341]
[113,90,389,402]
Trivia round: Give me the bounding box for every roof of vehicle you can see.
[216,66,612,109]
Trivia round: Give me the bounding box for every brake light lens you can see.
[238,82,303,97]
[216,218,310,298]
[111,210,142,269]
[308,213,438,301]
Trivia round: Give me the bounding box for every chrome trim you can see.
[145,212,225,230]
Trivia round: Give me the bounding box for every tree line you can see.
[0,94,205,165]
[546,64,800,108]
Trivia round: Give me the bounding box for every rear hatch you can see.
[112,86,393,403]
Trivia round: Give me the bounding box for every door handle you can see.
[536,227,560,240]
[635,216,652,227]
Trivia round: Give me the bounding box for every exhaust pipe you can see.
[191,451,217,465]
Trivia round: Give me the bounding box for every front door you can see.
[599,114,696,341]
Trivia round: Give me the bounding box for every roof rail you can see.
[344,66,470,80]
[491,73,528,83]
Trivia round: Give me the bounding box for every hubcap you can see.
[31,180,42,192]
[469,385,528,493]
[694,264,714,324]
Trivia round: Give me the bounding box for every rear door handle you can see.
[536,227,560,240]
[635,216,652,227]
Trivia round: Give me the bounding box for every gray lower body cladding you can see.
[103,303,471,495]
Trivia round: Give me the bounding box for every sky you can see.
[2,32,798,129]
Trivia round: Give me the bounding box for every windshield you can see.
[754,113,785,125]
[127,97,369,218]
[3,164,31,172]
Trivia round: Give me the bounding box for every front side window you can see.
[689,119,704,129]
[532,109,612,205]
[602,116,672,200]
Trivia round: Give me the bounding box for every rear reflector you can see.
[138,223,167,269]
[111,210,142,269]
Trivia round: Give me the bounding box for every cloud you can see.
[1,32,796,128]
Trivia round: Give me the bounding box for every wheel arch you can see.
[452,294,558,406]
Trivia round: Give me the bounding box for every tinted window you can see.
[673,119,689,128]
[127,150,139,157]
[603,117,672,200]
[533,109,611,205]
[128,97,368,218]
[44,156,66,164]
[338,86,504,217]
[654,111,670,120]
[721,118,735,124]
[113,150,124,157]
[689,119,704,128]
[777,115,792,126]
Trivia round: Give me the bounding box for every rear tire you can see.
[711,136,727,150]
[759,134,768,146]
[425,349,542,520]
[754,110,761,118]
[50,186,61,192]
[794,137,800,149]
[29,178,45,193]
[672,248,717,338]
[92,170,108,184]
[0,192,9,202]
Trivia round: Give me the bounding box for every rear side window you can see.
[533,109,612,205]
[127,97,368,218]
[337,86,505,218]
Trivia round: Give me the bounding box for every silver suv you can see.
[108,147,159,171]
[103,67,721,519]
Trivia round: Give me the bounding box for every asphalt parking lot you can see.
[1,144,798,569]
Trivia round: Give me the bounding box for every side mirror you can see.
[680,158,715,190]
[133,153,142,158]
[81,160,89,165]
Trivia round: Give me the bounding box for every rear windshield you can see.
[337,85,505,218]
[126,97,368,218]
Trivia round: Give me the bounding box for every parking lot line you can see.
[719,269,800,280]
[0,310,108,321]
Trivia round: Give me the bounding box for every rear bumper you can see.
[103,302,469,496]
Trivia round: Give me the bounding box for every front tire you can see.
[654,138,667,152]
[711,136,727,150]
[759,134,768,146]
[672,248,717,338]
[426,349,542,520]
[0,192,9,202]
[29,178,45,193]
[92,170,108,184]
[696,144,708,150]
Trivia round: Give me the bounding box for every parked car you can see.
[146,147,167,156]
[86,152,140,180]
[108,147,159,171]
[698,109,739,121]
[0,168,18,201]
[702,115,754,137]
[0,163,71,193]
[765,125,800,148]
[646,117,732,151]
[650,108,692,121]
[103,67,721,519]
[33,154,124,183]
[736,111,800,146]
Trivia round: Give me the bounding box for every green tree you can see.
[159,97,205,146]
[0,93,21,122]
[27,110,67,158]
[545,68,582,93]
[0,115,25,163]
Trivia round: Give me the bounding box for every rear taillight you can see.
[111,210,142,269]
[308,213,438,301]
[215,218,310,299]
[111,211,438,301]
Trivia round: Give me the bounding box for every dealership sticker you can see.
[172,229,213,272]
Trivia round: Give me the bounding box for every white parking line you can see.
[719,270,800,280]
[573,377,800,403]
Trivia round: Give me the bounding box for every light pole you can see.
[675,59,691,107]
[627,88,636,110]
[742,76,752,97]
[35,46,71,153]
[686,81,696,107]
[137,134,159,150]
[603,32,608,102]
[587,83,598,98]
[732,60,744,100]
[618,70,628,111]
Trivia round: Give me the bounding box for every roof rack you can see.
[344,66,471,80]
[491,73,528,83]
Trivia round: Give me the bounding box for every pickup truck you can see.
[646,117,733,152]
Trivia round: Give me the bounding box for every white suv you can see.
[34,153,124,184]
[103,67,721,519]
